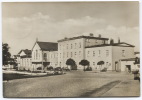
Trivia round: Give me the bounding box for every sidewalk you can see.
[102,79,140,97]
[3,70,47,76]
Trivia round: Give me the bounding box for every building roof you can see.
[121,57,140,64]
[18,49,32,58]
[37,41,58,51]
[85,42,135,48]
[121,58,136,61]
[58,35,109,42]
[134,52,140,55]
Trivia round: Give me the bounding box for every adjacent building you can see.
[85,42,135,71]
[15,34,138,72]
[57,35,109,69]
[31,41,58,71]
[17,49,32,70]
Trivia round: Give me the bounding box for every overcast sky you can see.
[2,2,139,55]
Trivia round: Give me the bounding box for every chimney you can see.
[118,37,120,43]
[110,38,114,44]
[64,37,68,40]
[89,33,94,37]
[98,34,101,38]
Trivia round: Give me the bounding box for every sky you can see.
[2,2,139,55]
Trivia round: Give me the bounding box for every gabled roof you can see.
[58,35,109,42]
[37,41,58,51]
[85,42,135,48]
[18,49,31,58]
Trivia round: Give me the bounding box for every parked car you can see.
[62,67,70,71]
[46,70,55,75]
[37,67,42,70]
[46,66,54,74]
[54,67,63,75]
[133,70,140,81]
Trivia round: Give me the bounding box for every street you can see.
[3,71,140,97]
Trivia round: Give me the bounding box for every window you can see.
[39,53,40,59]
[86,39,88,42]
[79,43,81,48]
[71,44,72,49]
[96,40,98,43]
[43,53,47,61]
[60,53,61,58]
[98,50,101,57]
[36,50,38,59]
[34,52,36,60]
[67,44,68,49]
[93,51,95,56]
[122,50,125,57]
[67,52,68,57]
[106,50,109,57]
[88,51,90,57]
[93,62,95,66]
[75,52,76,57]
[71,52,72,57]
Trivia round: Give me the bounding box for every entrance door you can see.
[115,62,118,71]
[126,65,131,73]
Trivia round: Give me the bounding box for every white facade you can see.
[31,42,58,71]
[86,45,135,71]
[17,50,32,70]
[58,36,109,69]
[85,46,112,71]
[120,60,139,72]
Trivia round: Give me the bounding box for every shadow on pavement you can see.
[79,80,121,97]
[3,73,64,81]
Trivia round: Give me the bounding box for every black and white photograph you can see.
[2,1,140,98]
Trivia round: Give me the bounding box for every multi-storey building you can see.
[17,49,32,70]
[85,42,135,71]
[57,35,109,69]
[31,41,58,71]
[16,34,136,72]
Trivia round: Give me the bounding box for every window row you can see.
[59,51,82,58]
[86,39,105,44]
[87,50,125,57]
[43,53,58,61]
[59,43,82,50]
[87,50,109,57]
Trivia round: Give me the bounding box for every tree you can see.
[97,61,105,71]
[2,43,11,65]
[66,58,77,70]
[79,59,90,71]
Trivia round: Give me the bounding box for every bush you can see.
[47,66,54,70]
[85,67,92,71]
